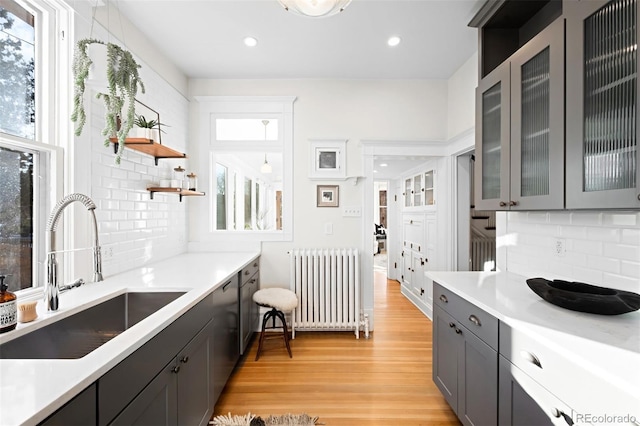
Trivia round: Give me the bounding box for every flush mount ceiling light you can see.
[387,36,402,47]
[278,0,352,18]
[244,36,258,47]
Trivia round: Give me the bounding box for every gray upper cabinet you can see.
[475,15,565,211]
[476,61,511,210]
[510,17,564,210]
[565,0,640,209]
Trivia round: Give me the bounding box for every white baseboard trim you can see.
[400,285,433,320]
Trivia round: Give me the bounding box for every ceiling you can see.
[114,0,481,180]
[115,0,481,80]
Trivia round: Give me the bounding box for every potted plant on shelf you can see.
[131,114,167,142]
[70,38,145,164]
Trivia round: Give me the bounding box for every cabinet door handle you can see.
[171,365,180,374]
[244,270,250,275]
[249,279,256,284]
[499,201,507,207]
[439,294,448,303]
[253,262,258,267]
[448,322,461,334]
[520,351,542,369]
[509,200,518,207]
[553,409,574,425]
[468,315,481,327]
[180,356,189,364]
[637,194,640,201]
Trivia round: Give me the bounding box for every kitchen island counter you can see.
[426,270,640,422]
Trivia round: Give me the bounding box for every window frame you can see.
[0,0,70,295]
[193,96,295,243]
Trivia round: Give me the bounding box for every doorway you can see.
[456,151,496,271]
[373,181,388,276]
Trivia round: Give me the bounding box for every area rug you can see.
[210,412,320,426]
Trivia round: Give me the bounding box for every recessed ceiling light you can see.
[244,37,258,47]
[380,163,388,167]
[387,36,401,47]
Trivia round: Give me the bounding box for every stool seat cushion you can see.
[253,288,298,312]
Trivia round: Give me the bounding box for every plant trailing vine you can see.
[71,38,145,164]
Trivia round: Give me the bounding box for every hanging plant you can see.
[71,38,145,164]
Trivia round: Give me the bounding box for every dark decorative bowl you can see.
[526,278,640,315]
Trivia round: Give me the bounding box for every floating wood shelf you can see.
[147,187,205,202]
[110,138,187,165]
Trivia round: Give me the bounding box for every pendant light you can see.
[260,120,273,174]
[277,0,352,18]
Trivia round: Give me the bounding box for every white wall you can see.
[188,79,448,288]
[497,211,640,293]
[68,1,191,281]
[447,52,478,140]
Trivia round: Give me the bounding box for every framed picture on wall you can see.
[317,185,339,207]
[309,139,347,179]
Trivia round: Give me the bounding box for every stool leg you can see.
[255,308,274,361]
[275,310,293,358]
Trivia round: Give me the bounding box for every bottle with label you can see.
[0,275,17,333]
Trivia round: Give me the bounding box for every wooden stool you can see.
[253,288,298,361]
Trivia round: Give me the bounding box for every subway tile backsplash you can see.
[500,211,640,293]
[87,62,190,277]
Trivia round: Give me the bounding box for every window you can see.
[0,1,35,139]
[216,163,227,230]
[0,0,68,292]
[244,177,252,229]
[215,153,275,231]
[194,96,295,242]
[0,144,34,290]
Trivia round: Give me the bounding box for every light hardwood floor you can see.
[214,270,460,425]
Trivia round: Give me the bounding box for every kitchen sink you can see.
[0,291,186,359]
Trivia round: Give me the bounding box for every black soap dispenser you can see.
[0,274,17,333]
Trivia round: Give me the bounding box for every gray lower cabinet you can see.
[433,282,498,426]
[239,258,260,355]
[239,271,259,355]
[111,319,215,426]
[499,356,552,426]
[39,384,97,426]
[498,356,576,426]
[99,293,214,425]
[212,275,240,404]
[433,305,498,426]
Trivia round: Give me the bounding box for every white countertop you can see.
[0,252,259,426]
[426,270,640,419]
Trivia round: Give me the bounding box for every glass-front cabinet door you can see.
[510,17,565,210]
[413,174,423,206]
[475,61,511,210]
[566,0,640,209]
[404,178,412,207]
[424,170,434,206]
